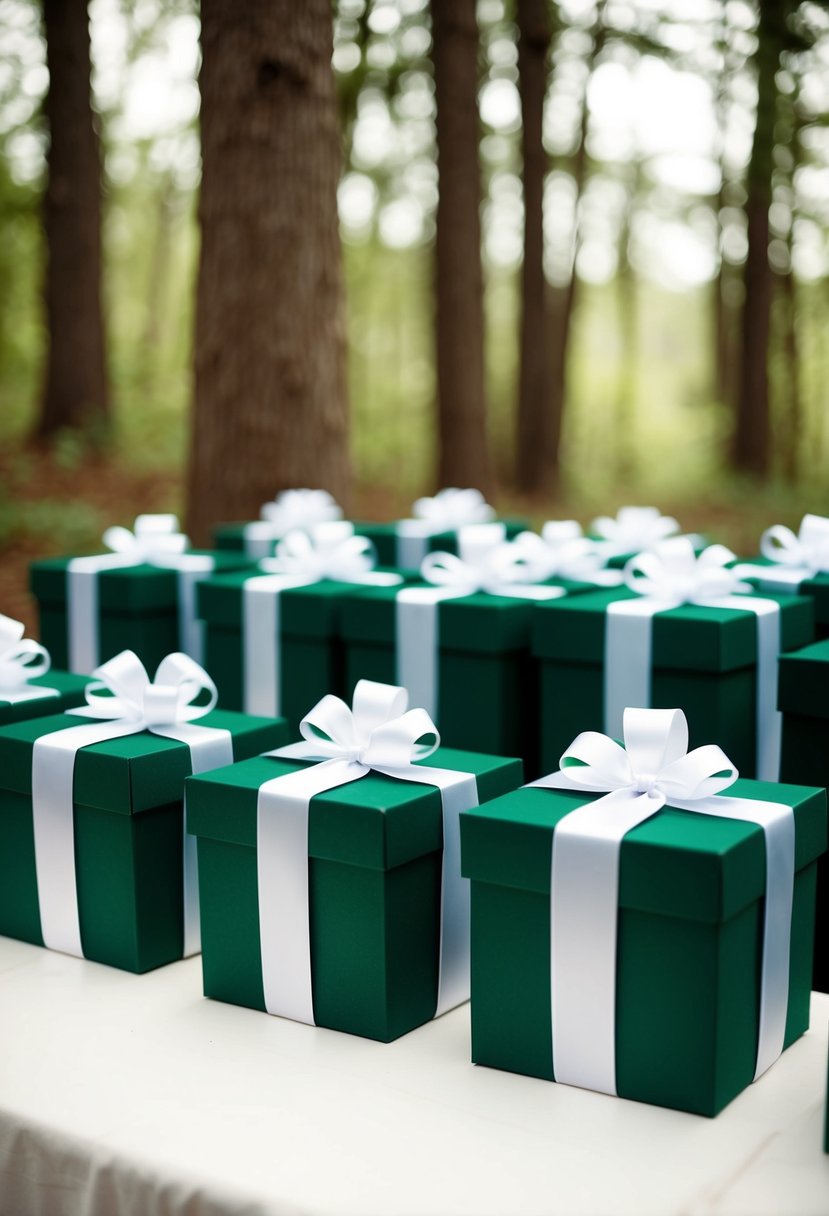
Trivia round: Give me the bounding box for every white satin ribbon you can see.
[0,614,57,705]
[395,488,495,569]
[512,522,624,586]
[737,514,829,591]
[395,523,566,717]
[256,680,478,1025]
[243,489,343,559]
[591,505,685,559]
[66,514,213,672]
[30,650,233,959]
[603,539,782,781]
[242,523,403,717]
[531,707,795,1094]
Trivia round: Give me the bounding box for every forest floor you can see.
[0,438,812,640]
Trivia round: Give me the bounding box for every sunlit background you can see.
[1,0,828,573]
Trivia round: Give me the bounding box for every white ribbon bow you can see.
[71,650,218,727]
[420,523,552,596]
[395,523,565,719]
[260,521,397,585]
[760,514,829,576]
[411,488,495,531]
[243,489,344,559]
[603,538,782,781]
[533,707,795,1095]
[102,514,189,560]
[256,680,479,1025]
[31,650,232,960]
[0,614,51,692]
[623,539,748,601]
[512,522,623,586]
[591,506,681,557]
[243,523,401,718]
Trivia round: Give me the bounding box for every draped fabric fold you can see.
[531,708,795,1094]
[255,681,478,1024]
[30,651,233,958]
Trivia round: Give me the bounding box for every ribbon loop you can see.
[760,514,829,575]
[72,650,218,727]
[102,514,189,561]
[411,488,495,532]
[623,538,746,602]
[592,506,681,556]
[261,522,398,586]
[0,615,52,690]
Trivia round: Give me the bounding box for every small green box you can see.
[460,779,826,1115]
[0,670,91,726]
[197,570,409,732]
[0,709,288,972]
[743,557,829,639]
[340,580,592,779]
[779,638,829,992]
[532,587,814,777]
[187,747,522,1041]
[30,550,251,674]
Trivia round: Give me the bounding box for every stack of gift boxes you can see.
[3,493,829,1126]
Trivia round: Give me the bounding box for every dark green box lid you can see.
[0,671,91,725]
[187,747,522,872]
[779,638,829,720]
[531,586,814,672]
[0,710,288,815]
[30,550,251,614]
[196,568,410,640]
[461,779,826,924]
[743,556,829,626]
[341,579,593,655]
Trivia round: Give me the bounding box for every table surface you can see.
[1,937,828,1216]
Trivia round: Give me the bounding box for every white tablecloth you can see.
[1,936,828,1216]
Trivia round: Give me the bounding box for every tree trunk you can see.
[545,1,605,491]
[732,3,780,478]
[779,265,801,483]
[36,0,109,439]
[186,0,351,543]
[514,0,553,494]
[432,0,492,495]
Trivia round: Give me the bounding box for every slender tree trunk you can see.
[36,0,109,439]
[138,171,177,384]
[615,163,640,482]
[432,0,492,495]
[187,0,350,542]
[514,0,553,494]
[732,3,781,477]
[779,265,801,483]
[545,1,606,488]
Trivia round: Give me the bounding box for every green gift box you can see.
[187,745,522,1041]
[533,585,813,778]
[197,569,409,731]
[0,670,92,726]
[742,557,829,639]
[779,638,829,992]
[31,548,250,675]
[340,579,592,779]
[460,775,826,1115]
[0,708,287,972]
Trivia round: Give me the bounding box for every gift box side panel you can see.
[780,714,829,991]
[199,836,267,1010]
[212,523,248,552]
[75,800,185,972]
[469,879,553,1080]
[778,640,829,721]
[0,790,44,945]
[538,659,757,778]
[204,624,244,710]
[0,672,91,727]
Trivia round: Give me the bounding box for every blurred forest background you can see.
[1,0,829,620]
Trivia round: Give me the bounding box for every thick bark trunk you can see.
[432,0,492,495]
[36,0,109,438]
[187,0,351,543]
[514,0,553,494]
[732,3,780,477]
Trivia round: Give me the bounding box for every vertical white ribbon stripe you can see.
[67,554,139,674]
[550,788,664,1094]
[243,575,321,718]
[395,587,463,719]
